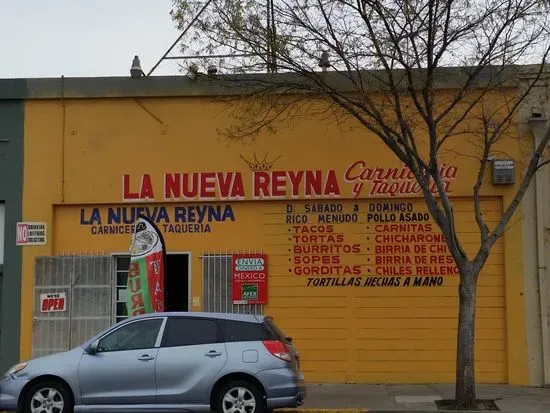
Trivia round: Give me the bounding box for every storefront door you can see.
[32,255,113,359]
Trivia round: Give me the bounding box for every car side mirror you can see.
[86,340,99,355]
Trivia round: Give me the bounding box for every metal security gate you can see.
[32,255,113,358]
[201,251,264,315]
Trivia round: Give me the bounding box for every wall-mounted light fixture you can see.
[530,106,547,121]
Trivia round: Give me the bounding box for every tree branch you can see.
[481,121,550,264]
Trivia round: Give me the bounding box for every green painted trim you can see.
[0,64,539,101]
[0,100,24,374]
[0,79,27,100]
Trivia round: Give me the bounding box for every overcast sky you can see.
[0,1,184,79]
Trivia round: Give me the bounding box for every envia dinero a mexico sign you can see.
[232,254,268,305]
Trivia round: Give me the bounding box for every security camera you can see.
[531,107,546,120]
[186,63,199,80]
[130,55,144,78]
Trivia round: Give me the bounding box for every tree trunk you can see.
[455,264,478,410]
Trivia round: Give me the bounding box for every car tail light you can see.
[263,340,291,362]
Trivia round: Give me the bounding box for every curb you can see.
[277,410,484,413]
[277,410,368,413]
[369,409,486,413]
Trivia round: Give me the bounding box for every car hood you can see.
[18,347,84,378]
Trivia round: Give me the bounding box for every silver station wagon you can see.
[0,312,305,413]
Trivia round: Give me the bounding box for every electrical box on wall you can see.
[492,159,515,185]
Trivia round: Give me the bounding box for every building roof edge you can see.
[0,64,546,100]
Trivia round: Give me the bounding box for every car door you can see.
[155,317,228,405]
[78,317,166,405]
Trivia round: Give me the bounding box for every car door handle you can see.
[137,354,155,361]
[205,350,222,358]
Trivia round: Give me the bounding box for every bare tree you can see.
[170,0,550,409]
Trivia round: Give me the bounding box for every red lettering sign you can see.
[344,161,458,198]
[122,174,155,201]
[130,291,146,316]
[164,172,245,200]
[39,293,67,313]
[129,261,141,277]
[122,161,459,202]
[253,170,341,199]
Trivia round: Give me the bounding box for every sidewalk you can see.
[291,383,550,413]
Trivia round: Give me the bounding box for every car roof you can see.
[127,311,264,323]
[79,311,271,349]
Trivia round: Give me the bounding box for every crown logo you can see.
[240,153,281,171]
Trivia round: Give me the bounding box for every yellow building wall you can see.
[21,93,528,384]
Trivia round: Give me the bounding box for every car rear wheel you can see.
[23,380,73,413]
[216,380,264,413]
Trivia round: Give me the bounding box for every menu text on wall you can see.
[272,199,460,288]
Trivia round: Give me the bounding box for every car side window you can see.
[218,320,271,342]
[162,317,220,347]
[97,318,163,353]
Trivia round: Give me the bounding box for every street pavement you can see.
[291,383,550,413]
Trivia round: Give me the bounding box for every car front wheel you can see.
[22,380,73,413]
[216,380,264,413]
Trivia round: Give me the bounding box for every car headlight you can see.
[4,362,27,377]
